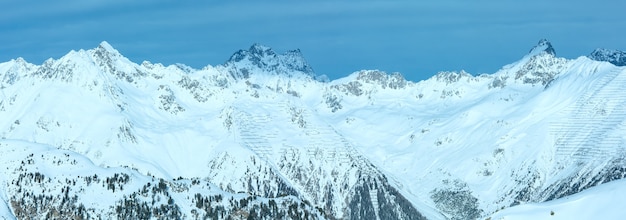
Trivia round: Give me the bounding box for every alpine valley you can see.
[1,39,626,220]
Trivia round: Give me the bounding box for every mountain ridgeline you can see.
[1,40,626,219]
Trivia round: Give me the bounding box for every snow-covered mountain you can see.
[1,39,625,219]
[588,48,626,66]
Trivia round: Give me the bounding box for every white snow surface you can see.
[490,178,626,220]
[1,40,626,219]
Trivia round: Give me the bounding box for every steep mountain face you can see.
[1,39,625,219]
[222,44,316,80]
[588,48,626,66]
[528,38,556,56]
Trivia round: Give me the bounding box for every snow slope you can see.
[1,39,625,219]
[489,178,626,220]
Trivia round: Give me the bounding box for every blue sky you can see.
[1,0,625,82]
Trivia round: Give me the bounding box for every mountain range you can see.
[1,39,625,219]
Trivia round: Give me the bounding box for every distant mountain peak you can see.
[528,39,556,56]
[224,44,315,79]
[227,43,275,63]
[91,41,125,67]
[588,48,626,66]
[96,41,121,56]
[248,43,275,56]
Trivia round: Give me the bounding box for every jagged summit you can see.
[224,43,316,79]
[247,43,275,57]
[528,39,556,56]
[588,48,626,66]
[96,41,121,56]
[98,41,114,51]
[494,39,567,87]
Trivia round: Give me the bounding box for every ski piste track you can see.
[233,100,373,167]
[233,100,383,219]
[552,68,626,161]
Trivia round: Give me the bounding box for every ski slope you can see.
[490,178,626,220]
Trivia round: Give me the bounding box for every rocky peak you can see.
[13,57,27,65]
[2,58,34,85]
[588,48,626,66]
[224,44,315,79]
[355,70,407,89]
[9,57,35,73]
[94,41,122,59]
[495,39,566,87]
[91,41,122,69]
[435,70,472,85]
[248,44,276,58]
[513,41,568,86]
[87,41,146,83]
[227,44,276,64]
[528,39,556,57]
[331,70,408,97]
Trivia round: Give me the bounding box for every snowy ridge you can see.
[1,40,626,219]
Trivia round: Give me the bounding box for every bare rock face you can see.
[223,44,316,79]
[528,39,556,56]
[589,48,626,66]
